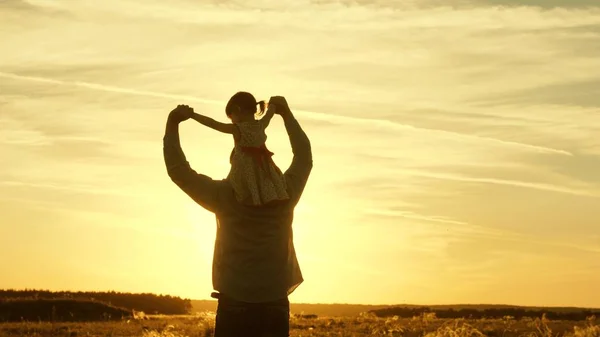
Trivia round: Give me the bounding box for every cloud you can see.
[0,0,41,11]
[476,78,600,108]
[476,0,600,8]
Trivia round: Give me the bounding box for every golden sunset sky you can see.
[1,0,600,307]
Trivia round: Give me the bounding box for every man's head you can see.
[226,91,266,123]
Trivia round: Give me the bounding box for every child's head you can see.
[225,91,266,122]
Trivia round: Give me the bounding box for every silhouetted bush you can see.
[0,298,131,322]
[294,314,318,319]
[369,306,600,321]
[0,289,192,315]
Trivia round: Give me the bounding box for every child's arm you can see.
[260,103,277,128]
[191,112,236,134]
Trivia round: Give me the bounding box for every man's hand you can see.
[268,96,291,116]
[169,104,194,124]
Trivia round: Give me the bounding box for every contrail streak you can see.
[396,169,598,197]
[363,208,469,226]
[0,71,222,105]
[0,71,572,156]
[295,109,572,156]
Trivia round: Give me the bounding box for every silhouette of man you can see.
[163,96,313,337]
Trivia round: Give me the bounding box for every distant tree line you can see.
[0,289,192,315]
[369,306,600,321]
[0,298,131,322]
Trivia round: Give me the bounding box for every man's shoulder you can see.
[212,178,231,196]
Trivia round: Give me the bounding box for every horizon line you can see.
[2,288,598,310]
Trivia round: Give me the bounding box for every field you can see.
[0,313,598,337]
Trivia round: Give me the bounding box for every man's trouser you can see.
[212,292,290,337]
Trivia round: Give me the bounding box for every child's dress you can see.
[227,120,289,206]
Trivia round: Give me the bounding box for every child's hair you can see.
[225,91,266,118]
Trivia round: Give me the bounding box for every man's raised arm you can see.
[163,105,221,213]
[273,97,313,205]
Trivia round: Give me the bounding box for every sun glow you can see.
[2,0,600,307]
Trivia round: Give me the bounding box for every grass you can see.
[0,312,597,337]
